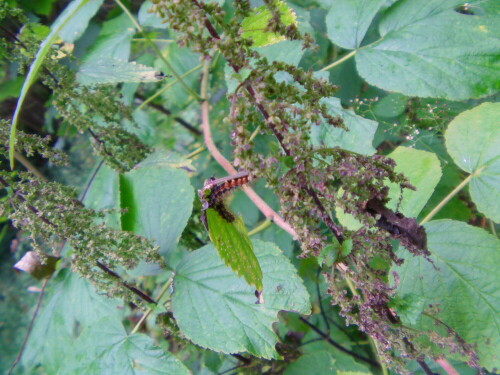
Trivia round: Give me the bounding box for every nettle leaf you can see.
[82,13,134,63]
[445,102,500,222]
[172,240,311,359]
[392,220,500,371]
[241,0,297,47]
[22,270,125,373]
[206,208,263,291]
[326,0,386,49]
[311,97,378,155]
[352,0,500,100]
[120,151,194,266]
[77,58,164,85]
[386,146,442,218]
[59,317,191,375]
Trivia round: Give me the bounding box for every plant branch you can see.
[135,92,202,136]
[131,273,174,334]
[420,168,483,225]
[299,316,379,368]
[193,4,344,243]
[436,358,459,375]
[7,278,48,375]
[200,59,297,238]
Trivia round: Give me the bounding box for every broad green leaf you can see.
[392,220,500,371]
[206,207,263,291]
[22,270,124,373]
[354,0,500,100]
[326,0,386,49]
[9,0,103,168]
[445,102,500,222]
[59,317,191,375]
[311,97,378,155]
[241,0,297,47]
[77,58,164,85]
[172,240,311,359]
[386,146,442,217]
[283,351,335,375]
[120,151,194,264]
[81,13,134,63]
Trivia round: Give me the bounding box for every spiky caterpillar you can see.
[198,171,250,229]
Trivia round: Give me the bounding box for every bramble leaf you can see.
[172,240,310,359]
[392,220,500,370]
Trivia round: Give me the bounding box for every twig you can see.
[135,93,201,136]
[199,59,297,238]
[299,316,379,368]
[193,4,343,243]
[14,151,47,181]
[96,262,156,305]
[131,273,174,335]
[417,360,437,375]
[7,278,48,375]
[320,50,357,71]
[436,358,459,375]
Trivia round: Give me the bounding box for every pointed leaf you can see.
[326,0,386,49]
[445,102,500,222]
[206,207,263,291]
[120,151,194,268]
[59,317,191,375]
[172,240,311,359]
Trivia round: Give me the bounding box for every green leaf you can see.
[206,208,263,291]
[59,317,191,375]
[241,0,297,47]
[354,0,500,100]
[172,240,311,359]
[283,351,336,375]
[386,146,442,217]
[81,13,134,63]
[22,270,124,373]
[372,93,408,118]
[77,58,164,85]
[445,102,500,222]
[9,0,103,168]
[120,151,194,264]
[0,77,23,101]
[311,97,378,155]
[326,0,386,49]
[392,220,500,371]
[138,1,168,29]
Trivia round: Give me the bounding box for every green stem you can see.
[114,0,201,101]
[136,64,202,110]
[186,145,206,159]
[130,274,174,335]
[132,38,174,43]
[420,168,483,225]
[320,50,357,71]
[490,220,497,237]
[248,220,271,236]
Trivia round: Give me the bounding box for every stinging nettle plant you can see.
[1,0,499,374]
